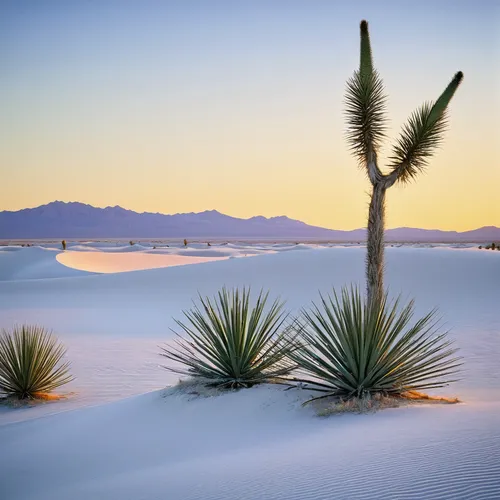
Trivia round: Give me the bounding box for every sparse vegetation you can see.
[0,325,74,400]
[160,288,297,389]
[481,243,499,250]
[61,240,66,250]
[151,19,467,415]
[129,240,134,246]
[345,20,463,305]
[291,287,461,405]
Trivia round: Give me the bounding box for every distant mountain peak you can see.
[0,201,498,241]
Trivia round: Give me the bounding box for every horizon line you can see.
[1,200,497,234]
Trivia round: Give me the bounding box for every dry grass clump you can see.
[163,377,226,399]
[1,392,70,408]
[315,391,460,417]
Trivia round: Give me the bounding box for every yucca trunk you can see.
[366,182,386,306]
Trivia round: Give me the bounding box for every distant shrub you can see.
[478,246,482,249]
[129,241,134,246]
[61,240,66,250]
[492,242,496,250]
[0,325,73,400]
[207,242,211,246]
[183,239,188,247]
[160,288,297,389]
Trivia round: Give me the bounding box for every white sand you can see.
[0,245,499,499]
[0,246,92,281]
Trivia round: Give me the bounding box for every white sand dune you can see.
[0,246,92,281]
[0,246,499,499]
[56,250,229,273]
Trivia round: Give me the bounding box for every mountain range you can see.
[0,201,498,242]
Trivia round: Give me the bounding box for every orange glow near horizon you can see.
[1,1,498,231]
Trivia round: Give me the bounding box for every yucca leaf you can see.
[345,70,387,170]
[345,19,387,180]
[359,20,373,78]
[291,287,461,401]
[0,325,74,399]
[160,287,298,388]
[388,72,463,184]
[428,71,464,125]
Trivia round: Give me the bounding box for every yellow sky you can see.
[1,1,499,231]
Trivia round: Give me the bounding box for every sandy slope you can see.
[1,386,499,500]
[0,246,499,499]
[0,246,92,280]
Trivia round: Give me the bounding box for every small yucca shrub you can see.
[160,288,297,388]
[0,325,74,400]
[291,287,461,403]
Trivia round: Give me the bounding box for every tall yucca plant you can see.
[292,287,461,402]
[0,325,74,400]
[346,20,463,305]
[160,288,297,388]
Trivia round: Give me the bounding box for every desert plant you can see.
[61,240,66,250]
[160,288,297,388]
[492,242,496,250]
[346,20,463,305]
[291,287,461,403]
[129,240,134,246]
[0,325,74,400]
[183,239,188,247]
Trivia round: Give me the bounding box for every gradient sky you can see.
[1,0,499,230]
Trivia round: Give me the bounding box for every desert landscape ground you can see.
[0,242,499,499]
[1,0,498,498]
